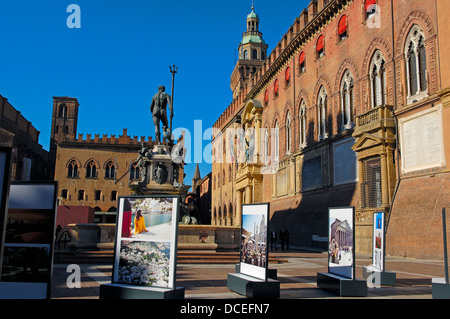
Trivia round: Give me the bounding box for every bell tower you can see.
[230,5,268,98]
[49,96,79,169]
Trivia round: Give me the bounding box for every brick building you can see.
[0,94,52,180]
[211,0,450,259]
[51,96,162,220]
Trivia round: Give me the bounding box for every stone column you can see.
[236,190,242,227]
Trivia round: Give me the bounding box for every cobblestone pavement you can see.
[51,250,448,300]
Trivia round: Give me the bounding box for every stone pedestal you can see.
[99,283,185,299]
[317,272,367,297]
[362,265,396,286]
[227,273,280,299]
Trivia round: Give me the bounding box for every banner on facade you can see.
[328,206,355,279]
[372,211,385,271]
[0,181,57,299]
[239,203,269,281]
[112,196,180,289]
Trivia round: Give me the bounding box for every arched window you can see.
[285,67,291,85]
[105,160,116,179]
[243,50,248,59]
[264,90,269,104]
[365,0,377,20]
[130,162,139,180]
[86,160,97,178]
[317,35,325,58]
[78,190,84,201]
[369,50,386,108]
[95,190,102,201]
[340,70,355,130]
[405,24,428,104]
[274,121,280,161]
[317,86,328,140]
[285,112,292,155]
[274,79,279,95]
[111,191,117,201]
[299,51,306,73]
[338,15,348,41]
[263,127,269,165]
[252,49,258,59]
[67,160,78,178]
[61,189,68,199]
[299,99,307,148]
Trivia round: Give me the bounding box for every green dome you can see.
[247,9,258,19]
[242,34,266,45]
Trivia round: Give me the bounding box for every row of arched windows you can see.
[60,188,117,202]
[67,158,140,180]
[261,22,428,161]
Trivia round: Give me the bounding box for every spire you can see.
[193,163,201,180]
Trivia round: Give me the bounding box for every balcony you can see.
[353,104,395,138]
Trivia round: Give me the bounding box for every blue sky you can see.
[0,0,308,186]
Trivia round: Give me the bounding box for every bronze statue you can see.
[150,85,173,144]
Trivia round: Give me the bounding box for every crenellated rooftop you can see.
[213,0,347,137]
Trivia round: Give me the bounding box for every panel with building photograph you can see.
[328,207,354,279]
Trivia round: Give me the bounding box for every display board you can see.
[112,196,180,289]
[328,207,355,279]
[0,147,12,251]
[0,181,57,299]
[372,211,385,271]
[239,203,269,281]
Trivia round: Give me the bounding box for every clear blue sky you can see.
[0,0,308,187]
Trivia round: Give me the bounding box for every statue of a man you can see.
[150,85,173,144]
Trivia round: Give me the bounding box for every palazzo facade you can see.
[211,0,450,258]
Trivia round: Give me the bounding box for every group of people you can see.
[329,238,341,264]
[269,228,290,251]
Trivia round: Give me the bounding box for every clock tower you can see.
[230,6,268,99]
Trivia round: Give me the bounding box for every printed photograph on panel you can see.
[328,207,354,279]
[117,240,171,288]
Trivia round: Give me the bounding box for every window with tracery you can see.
[105,160,116,179]
[68,160,79,178]
[86,160,97,178]
[405,24,428,104]
[340,70,355,130]
[317,86,328,140]
[299,99,307,148]
[369,50,386,108]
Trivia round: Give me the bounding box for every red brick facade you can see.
[212,0,450,259]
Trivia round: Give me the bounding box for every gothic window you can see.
[264,90,269,104]
[67,160,79,178]
[86,160,97,178]
[130,162,139,180]
[317,35,325,58]
[299,51,306,73]
[317,86,328,140]
[338,15,348,41]
[263,127,269,165]
[299,99,307,148]
[369,50,386,108]
[285,112,292,155]
[340,70,355,130]
[274,121,280,161]
[274,79,279,96]
[405,25,428,104]
[244,50,248,59]
[105,160,116,179]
